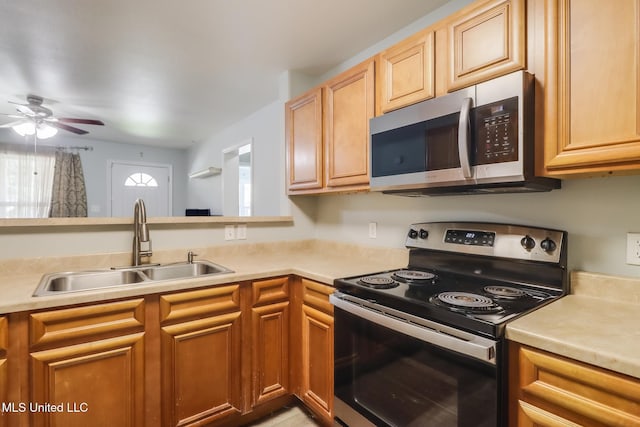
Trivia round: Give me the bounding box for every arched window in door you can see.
[124,172,158,187]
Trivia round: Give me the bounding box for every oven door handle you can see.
[330,292,496,364]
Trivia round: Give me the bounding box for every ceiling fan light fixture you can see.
[12,122,36,136]
[12,122,58,139]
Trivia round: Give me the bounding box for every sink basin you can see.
[33,260,234,296]
[140,261,233,281]
[34,270,147,296]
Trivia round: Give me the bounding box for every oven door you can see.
[331,292,502,427]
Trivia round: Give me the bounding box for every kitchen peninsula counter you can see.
[506,271,640,380]
[0,239,408,313]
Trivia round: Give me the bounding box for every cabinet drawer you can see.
[30,299,144,348]
[252,277,289,306]
[513,344,640,426]
[159,283,241,324]
[301,279,333,315]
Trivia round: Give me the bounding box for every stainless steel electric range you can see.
[331,222,567,427]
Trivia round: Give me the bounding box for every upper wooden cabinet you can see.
[285,58,374,195]
[285,88,323,192]
[445,0,525,91]
[376,28,436,114]
[530,0,640,177]
[510,343,640,426]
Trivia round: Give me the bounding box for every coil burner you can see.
[432,291,503,314]
[483,285,528,299]
[358,276,399,289]
[392,270,437,285]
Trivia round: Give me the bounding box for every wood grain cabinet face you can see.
[28,301,146,427]
[285,59,374,195]
[377,29,435,114]
[285,88,323,192]
[324,59,374,189]
[251,277,290,407]
[0,317,7,427]
[509,343,640,426]
[159,285,242,427]
[299,279,334,423]
[447,0,525,91]
[531,0,640,176]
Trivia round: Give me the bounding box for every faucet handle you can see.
[187,251,198,263]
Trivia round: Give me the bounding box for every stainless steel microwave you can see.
[369,71,560,195]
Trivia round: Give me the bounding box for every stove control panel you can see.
[406,222,566,264]
[445,229,495,247]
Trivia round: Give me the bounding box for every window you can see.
[124,172,158,187]
[0,149,55,218]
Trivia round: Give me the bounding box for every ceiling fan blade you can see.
[57,118,104,126]
[50,121,89,135]
[0,113,24,119]
[0,119,27,128]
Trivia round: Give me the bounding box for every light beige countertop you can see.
[0,239,408,314]
[506,271,640,380]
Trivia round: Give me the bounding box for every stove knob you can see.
[541,238,557,253]
[408,229,418,239]
[419,229,429,239]
[520,235,535,251]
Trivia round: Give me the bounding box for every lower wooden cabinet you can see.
[250,277,290,407]
[2,276,336,427]
[0,316,7,427]
[296,278,334,425]
[159,284,243,427]
[29,299,146,427]
[509,342,640,426]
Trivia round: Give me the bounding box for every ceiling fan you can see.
[0,94,104,137]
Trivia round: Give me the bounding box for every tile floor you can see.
[243,403,323,427]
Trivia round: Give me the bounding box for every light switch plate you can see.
[224,225,236,241]
[237,224,247,240]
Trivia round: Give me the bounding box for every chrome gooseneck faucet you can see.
[132,198,152,266]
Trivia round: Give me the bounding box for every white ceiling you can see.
[0,0,450,148]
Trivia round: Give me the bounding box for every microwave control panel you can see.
[474,96,518,165]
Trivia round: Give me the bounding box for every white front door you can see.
[109,161,172,217]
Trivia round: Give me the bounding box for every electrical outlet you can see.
[224,225,236,241]
[369,222,377,238]
[237,224,247,240]
[626,233,640,265]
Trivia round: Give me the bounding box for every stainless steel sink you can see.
[34,270,147,296]
[140,261,233,281]
[33,260,234,296]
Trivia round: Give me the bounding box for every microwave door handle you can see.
[458,97,473,178]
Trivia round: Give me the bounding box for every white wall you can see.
[314,175,640,278]
[186,99,285,216]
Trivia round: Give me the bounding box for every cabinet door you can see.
[159,285,242,427]
[251,301,289,406]
[31,333,145,427]
[377,28,435,114]
[324,58,374,189]
[447,0,525,91]
[251,277,290,407]
[0,317,6,427]
[532,0,640,176]
[28,299,146,427]
[510,343,640,426]
[300,304,334,422]
[161,313,242,427]
[285,87,323,193]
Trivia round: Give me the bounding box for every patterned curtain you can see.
[49,151,88,217]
